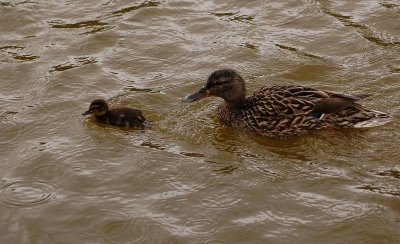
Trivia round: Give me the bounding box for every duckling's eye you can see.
[220,77,232,82]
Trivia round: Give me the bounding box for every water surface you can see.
[1,0,399,243]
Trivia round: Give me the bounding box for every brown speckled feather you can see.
[217,87,324,138]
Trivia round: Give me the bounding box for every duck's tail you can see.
[352,109,392,128]
[327,104,392,128]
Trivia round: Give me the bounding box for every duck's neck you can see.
[225,97,246,109]
[217,99,246,125]
[94,113,109,123]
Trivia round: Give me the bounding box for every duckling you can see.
[82,99,146,129]
[182,69,392,139]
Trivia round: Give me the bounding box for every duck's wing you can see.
[248,85,319,117]
[250,85,370,116]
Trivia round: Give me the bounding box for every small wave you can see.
[28,162,68,182]
[68,207,154,243]
[196,182,242,210]
[104,1,160,19]
[49,56,97,73]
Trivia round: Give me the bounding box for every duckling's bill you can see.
[182,88,208,103]
[82,110,91,116]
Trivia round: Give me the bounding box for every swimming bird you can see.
[182,69,392,139]
[82,99,146,129]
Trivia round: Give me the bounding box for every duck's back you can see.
[237,97,325,138]
[218,85,391,139]
[217,86,321,138]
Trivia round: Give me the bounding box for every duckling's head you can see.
[182,69,246,106]
[82,99,109,116]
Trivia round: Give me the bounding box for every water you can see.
[1,0,399,243]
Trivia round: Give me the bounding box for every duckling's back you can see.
[97,108,146,129]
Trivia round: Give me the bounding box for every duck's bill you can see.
[82,110,91,116]
[182,88,207,103]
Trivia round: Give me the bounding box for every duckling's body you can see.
[82,99,146,129]
[182,69,391,139]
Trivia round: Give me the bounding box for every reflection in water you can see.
[0,45,39,62]
[48,20,110,29]
[274,43,325,60]
[212,11,255,24]
[50,56,97,73]
[354,185,400,197]
[376,170,400,179]
[106,1,160,18]
[48,19,115,35]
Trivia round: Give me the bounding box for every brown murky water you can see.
[1,0,400,243]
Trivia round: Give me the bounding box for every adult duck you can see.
[182,69,391,139]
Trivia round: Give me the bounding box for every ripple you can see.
[28,162,68,182]
[295,191,374,222]
[236,164,282,187]
[70,207,153,243]
[233,210,310,226]
[0,1,37,7]
[205,240,224,244]
[196,182,242,210]
[0,179,57,208]
[180,217,220,237]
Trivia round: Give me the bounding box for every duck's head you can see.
[82,99,109,116]
[182,69,246,106]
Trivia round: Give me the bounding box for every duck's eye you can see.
[205,78,234,89]
[212,80,232,87]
